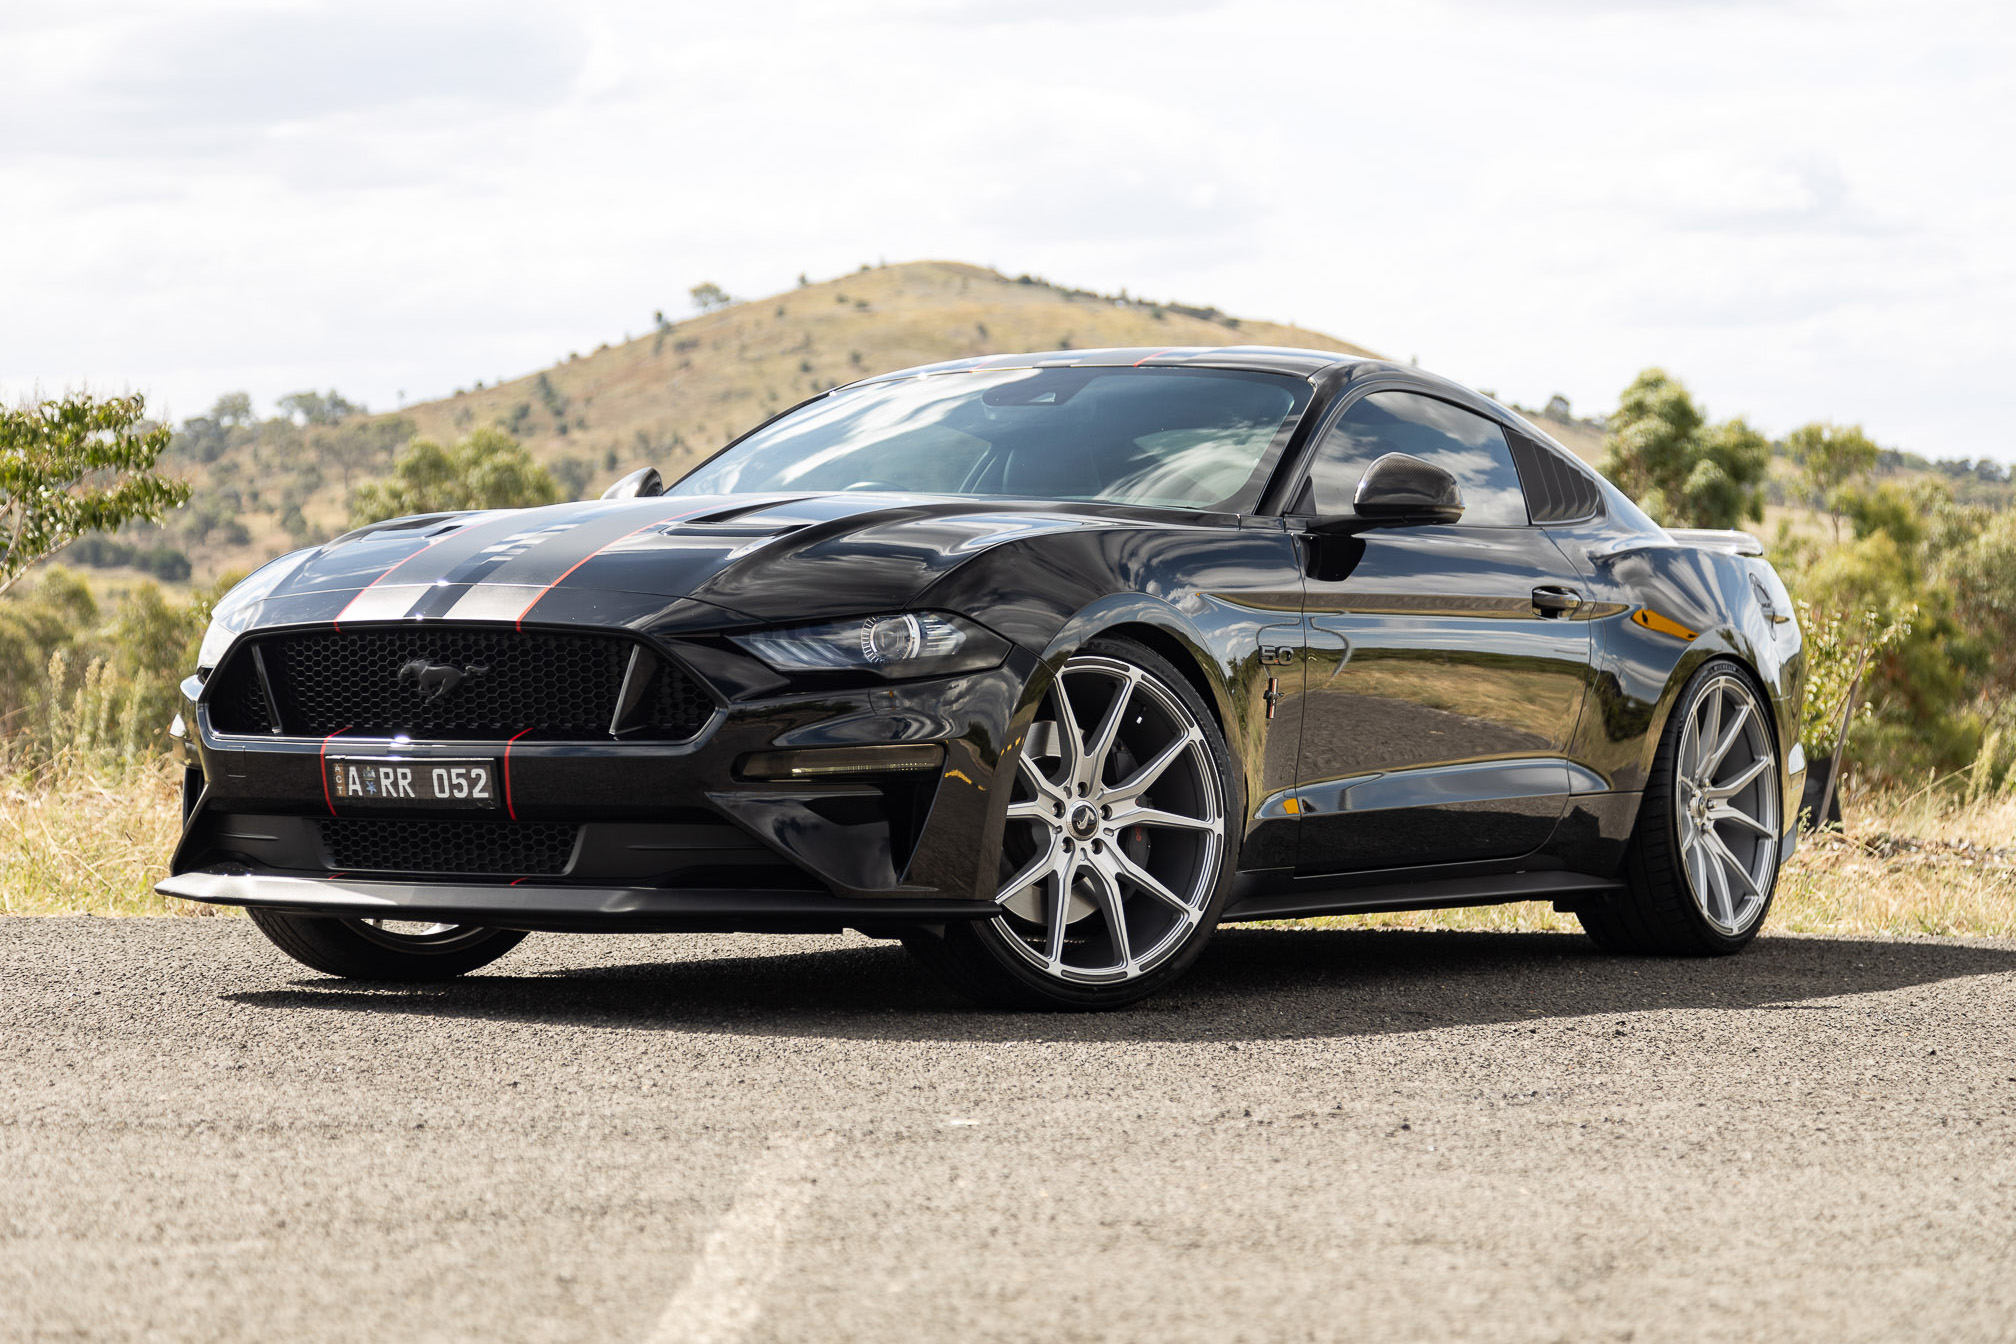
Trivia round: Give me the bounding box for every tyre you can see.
[904,635,1241,1009]
[1578,661,1783,955]
[248,908,526,980]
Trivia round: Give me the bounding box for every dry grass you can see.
[1770,793,2016,936]
[3,763,2010,934]
[0,756,220,917]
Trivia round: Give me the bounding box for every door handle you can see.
[1532,586,1582,617]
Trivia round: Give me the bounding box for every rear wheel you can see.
[1578,662,1782,955]
[905,636,1240,1009]
[248,907,526,980]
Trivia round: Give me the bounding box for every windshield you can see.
[668,366,1310,510]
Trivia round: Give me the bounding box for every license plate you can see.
[328,758,498,808]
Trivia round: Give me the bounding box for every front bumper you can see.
[167,623,1038,926]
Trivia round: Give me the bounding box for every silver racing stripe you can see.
[335,583,442,624]
[332,501,722,627]
[441,584,555,622]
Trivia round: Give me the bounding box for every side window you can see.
[1303,391,1530,527]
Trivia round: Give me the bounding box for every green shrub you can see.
[0,568,226,766]
[347,427,559,526]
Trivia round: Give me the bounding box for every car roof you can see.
[849,346,1382,384]
[831,345,1591,466]
[820,348,1596,472]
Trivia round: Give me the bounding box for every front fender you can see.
[977,589,1299,882]
[922,522,1306,881]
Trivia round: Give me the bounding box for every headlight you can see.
[196,552,308,671]
[731,612,1007,678]
[196,619,238,675]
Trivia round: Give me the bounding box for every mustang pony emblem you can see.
[397,658,489,701]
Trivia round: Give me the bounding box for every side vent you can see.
[206,650,277,735]
[1507,431,1604,524]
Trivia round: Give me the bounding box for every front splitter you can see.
[157,871,999,933]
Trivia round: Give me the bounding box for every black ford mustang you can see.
[163,347,1806,1008]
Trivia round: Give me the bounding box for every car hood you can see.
[244,492,1141,634]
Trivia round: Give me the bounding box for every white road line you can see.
[643,1134,831,1344]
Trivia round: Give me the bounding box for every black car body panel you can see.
[161,347,1806,932]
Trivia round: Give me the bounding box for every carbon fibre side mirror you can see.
[1345,452,1464,527]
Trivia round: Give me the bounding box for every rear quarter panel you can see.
[1548,517,1806,822]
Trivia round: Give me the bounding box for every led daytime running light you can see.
[732,611,1002,679]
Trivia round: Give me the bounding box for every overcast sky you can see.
[5,0,2012,461]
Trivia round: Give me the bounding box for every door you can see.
[1289,388,1592,873]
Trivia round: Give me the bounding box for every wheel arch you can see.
[984,597,1255,857]
[1029,595,1240,744]
[1638,639,1786,796]
[1590,539,1802,801]
[1093,621,1227,738]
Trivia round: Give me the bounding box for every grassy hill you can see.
[115,258,1996,592]
[404,260,1380,483]
[139,261,1385,585]
[398,258,1623,480]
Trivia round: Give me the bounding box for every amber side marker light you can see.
[1632,608,1698,640]
[739,744,945,780]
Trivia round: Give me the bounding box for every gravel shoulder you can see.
[4,918,2015,1343]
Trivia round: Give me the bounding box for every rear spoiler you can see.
[1664,528,1765,557]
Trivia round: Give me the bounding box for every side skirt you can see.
[1220,870,1623,924]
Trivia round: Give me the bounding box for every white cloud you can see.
[2,0,2013,462]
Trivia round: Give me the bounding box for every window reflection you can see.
[1307,391,1530,527]
[670,367,1308,510]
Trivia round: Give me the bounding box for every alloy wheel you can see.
[994,655,1226,984]
[1674,672,1780,936]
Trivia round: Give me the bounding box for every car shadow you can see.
[222,927,2016,1043]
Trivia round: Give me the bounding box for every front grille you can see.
[320,819,578,876]
[206,656,271,735]
[209,627,713,741]
[649,653,714,737]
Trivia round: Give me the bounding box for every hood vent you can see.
[681,497,813,526]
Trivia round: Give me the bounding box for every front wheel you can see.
[248,907,526,980]
[905,636,1241,1009]
[1577,661,1783,955]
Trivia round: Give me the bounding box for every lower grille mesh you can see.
[319,819,578,876]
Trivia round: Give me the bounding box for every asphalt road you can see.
[4,918,2015,1344]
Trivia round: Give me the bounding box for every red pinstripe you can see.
[512,504,716,631]
[502,728,534,821]
[333,536,449,631]
[319,727,351,816]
